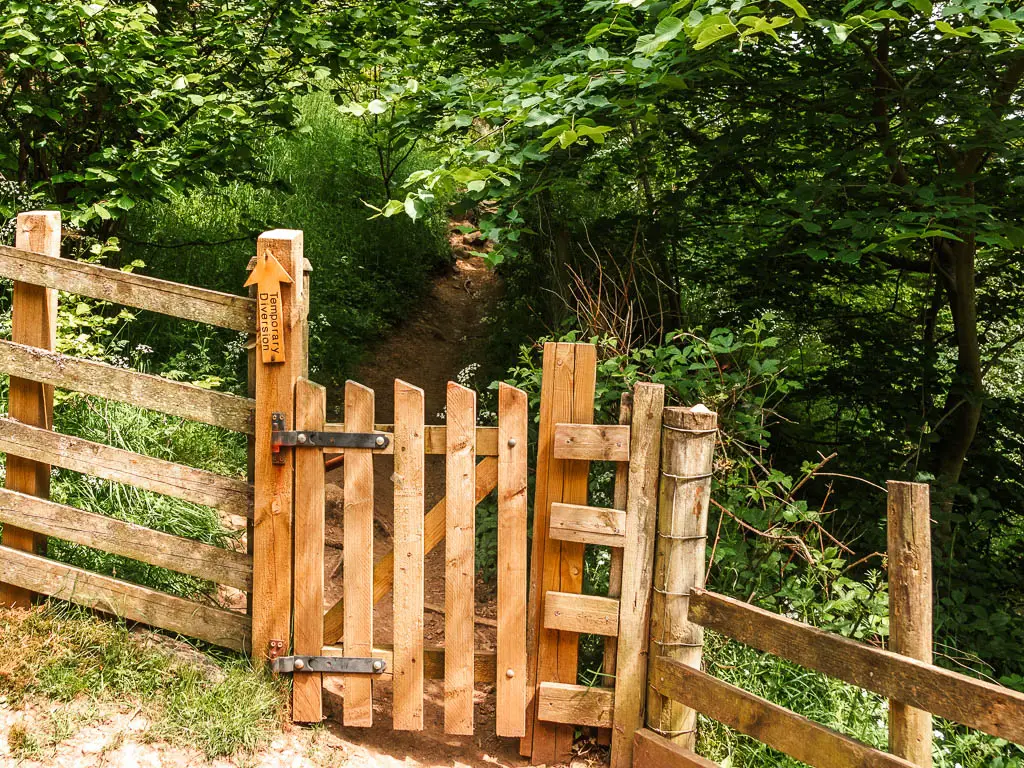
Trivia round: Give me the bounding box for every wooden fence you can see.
[0,210,255,651]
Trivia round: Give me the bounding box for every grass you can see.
[0,604,287,760]
[697,631,1024,768]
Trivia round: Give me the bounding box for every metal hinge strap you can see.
[271,412,389,464]
[271,655,387,675]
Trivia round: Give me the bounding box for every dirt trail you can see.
[318,226,531,766]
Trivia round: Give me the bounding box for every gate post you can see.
[646,405,717,750]
[0,211,60,608]
[250,230,307,662]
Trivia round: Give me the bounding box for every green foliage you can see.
[0,0,335,226]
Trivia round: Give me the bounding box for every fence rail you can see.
[0,210,255,657]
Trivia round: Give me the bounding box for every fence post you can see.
[250,230,306,661]
[888,481,933,767]
[609,382,665,768]
[0,211,60,608]
[646,405,717,749]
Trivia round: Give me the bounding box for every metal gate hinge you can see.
[271,412,389,464]
[271,655,387,675]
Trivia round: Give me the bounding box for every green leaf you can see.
[777,0,809,19]
[367,99,387,114]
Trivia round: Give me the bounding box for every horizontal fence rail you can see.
[0,418,253,522]
[0,486,252,590]
[0,339,255,434]
[0,244,255,333]
[0,545,251,650]
[687,588,1024,745]
[652,656,916,768]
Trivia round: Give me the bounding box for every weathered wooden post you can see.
[0,211,60,608]
[249,230,307,661]
[609,382,665,768]
[647,405,717,750]
[888,481,933,767]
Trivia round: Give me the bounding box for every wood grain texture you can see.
[648,406,718,746]
[0,339,255,435]
[393,380,425,731]
[0,418,253,521]
[687,589,1024,745]
[0,487,251,590]
[549,502,626,548]
[553,423,630,462]
[522,342,574,761]
[610,383,665,768]
[292,380,326,723]
[343,381,375,727]
[599,392,633,747]
[497,383,528,737]
[652,657,916,768]
[1,211,59,607]
[544,591,619,636]
[537,682,614,728]
[322,644,498,683]
[0,244,255,333]
[0,545,250,651]
[445,382,476,736]
[556,344,598,759]
[322,425,498,456]
[322,456,498,643]
[888,481,933,766]
[251,229,304,662]
[633,729,721,768]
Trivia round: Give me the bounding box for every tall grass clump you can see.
[120,93,451,387]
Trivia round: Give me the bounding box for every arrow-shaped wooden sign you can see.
[245,251,293,364]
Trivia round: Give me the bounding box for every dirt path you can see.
[318,225,531,766]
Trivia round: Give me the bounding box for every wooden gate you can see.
[281,378,530,736]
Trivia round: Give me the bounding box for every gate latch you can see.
[271,655,387,675]
[271,412,389,464]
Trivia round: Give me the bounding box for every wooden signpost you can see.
[245,251,293,364]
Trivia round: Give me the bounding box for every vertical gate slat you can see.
[555,344,597,759]
[293,379,326,722]
[343,381,375,727]
[445,382,476,735]
[523,342,575,762]
[393,379,425,730]
[497,383,528,737]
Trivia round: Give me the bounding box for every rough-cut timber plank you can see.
[322,424,498,456]
[343,381,375,727]
[687,588,1024,745]
[445,382,476,736]
[559,345,599,759]
[0,545,250,651]
[599,392,633,747]
[544,591,620,637]
[537,682,615,728]
[0,340,255,435]
[322,644,497,683]
[553,423,630,462]
[0,418,253,521]
[888,481,933,767]
[610,383,665,768]
[321,457,498,643]
[0,487,251,590]
[1,211,59,607]
[393,380,425,731]
[523,343,575,762]
[549,502,626,548]
[497,383,528,738]
[292,380,326,723]
[653,657,915,768]
[0,244,255,333]
[251,229,305,663]
[633,730,721,768]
